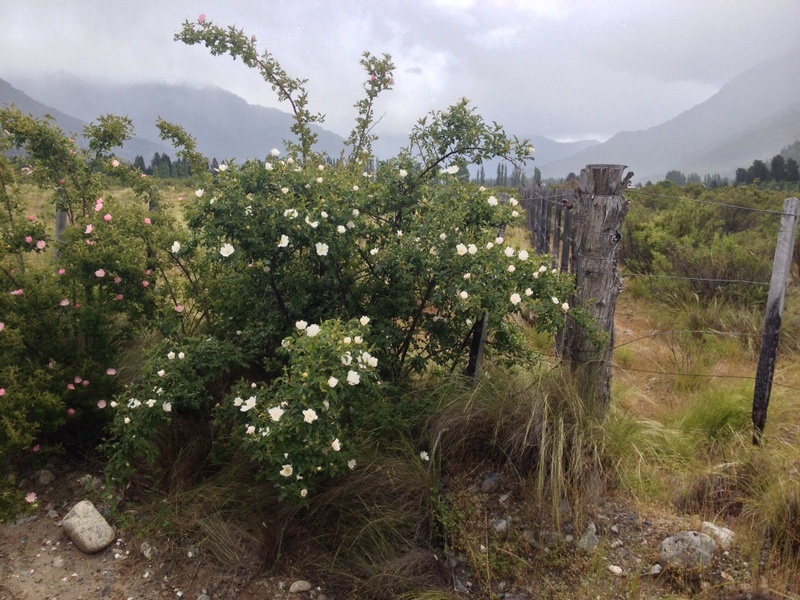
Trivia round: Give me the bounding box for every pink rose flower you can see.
[104,213,112,222]
[97,399,107,408]
[67,408,75,415]
[144,217,151,224]
[198,13,206,23]
[36,240,46,249]
[95,269,106,277]
[25,236,32,243]
[10,289,23,296]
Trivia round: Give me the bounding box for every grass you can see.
[79,283,800,597]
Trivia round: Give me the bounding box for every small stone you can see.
[35,469,55,485]
[480,472,502,493]
[52,556,64,568]
[289,580,313,593]
[610,524,619,534]
[61,500,115,554]
[578,522,599,552]
[611,540,623,549]
[493,519,509,533]
[140,541,153,560]
[608,565,623,575]
[659,531,716,568]
[649,564,663,576]
[48,510,59,519]
[701,521,735,550]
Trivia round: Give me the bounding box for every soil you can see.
[0,469,314,600]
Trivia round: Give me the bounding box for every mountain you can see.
[0,77,171,161]
[541,46,800,182]
[7,73,346,162]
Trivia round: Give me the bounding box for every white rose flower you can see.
[268,406,285,422]
[171,241,181,254]
[331,439,341,452]
[219,243,235,257]
[504,247,515,257]
[302,408,318,423]
[510,293,522,305]
[518,250,529,261]
[360,316,370,326]
[306,324,321,337]
[347,370,361,385]
[278,234,289,248]
[328,376,339,387]
[315,242,329,256]
[487,196,498,206]
[280,464,293,477]
[296,320,308,330]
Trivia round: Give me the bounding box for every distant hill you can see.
[6,73,346,162]
[0,77,171,161]
[541,46,800,182]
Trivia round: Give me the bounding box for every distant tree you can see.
[456,164,470,182]
[735,167,750,185]
[687,172,701,184]
[478,165,485,186]
[786,158,800,183]
[665,170,687,186]
[747,159,769,183]
[770,154,786,182]
[533,166,541,185]
[133,155,146,173]
[565,172,578,183]
[210,157,219,173]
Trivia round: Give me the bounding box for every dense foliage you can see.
[1,15,583,503]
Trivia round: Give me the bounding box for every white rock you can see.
[701,521,735,550]
[289,580,313,593]
[608,565,623,575]
[61,500,115,554]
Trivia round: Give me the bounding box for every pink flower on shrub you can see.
[85,224,93,234]
[97,399,107,409]
[28,214,36,221]
[95,269,106,277]
[115,294,123,300]
[178,196,184,201]
[175,304,185,313]
[67,408,75,415]
[0,388,5,396]
[145,269,152,275]
[111,160,120,167]
[114,276,121,284]
[0,322,4,331]
[25,236,32,243]
[58,269,65,275]
[25,492,37,503]
[86,240,95,245]
[67,383,75,390]
[144,217,151,224]
[74,303,81,308]
[10,289,23,296]
[106,368,117,375]
[60,299,70,306]
[142,280,149,287]
[32,445,40,452]
[198,13,206,23]
[36,240,46,249]
[74,376,82,383]
[82,380,89,386]
[104,213,112,222]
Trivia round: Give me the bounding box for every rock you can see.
[610,524,619,534]
[48,510,59,519]
[493,519,509,533]
[198,595,211,600]
[289,580,313,593]
[480,472,502,493]
[701,521,735,550]
[659,531,716,568]
[35,469,55,485]
[140,541,153,560]
[61,500,115,554]
[649,564,663,576]
[578,522,599,552]
[608,565,623,575]
[610,540,623,549]
[52,556,64,568]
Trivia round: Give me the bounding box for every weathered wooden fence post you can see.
[752,196,800,445]
[563,164,632,414]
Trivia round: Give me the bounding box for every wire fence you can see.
[518,181,800,398]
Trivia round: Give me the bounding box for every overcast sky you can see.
[1,0,799,143]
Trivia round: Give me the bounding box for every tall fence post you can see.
[563,164,632,415]
[752,196,800,445]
